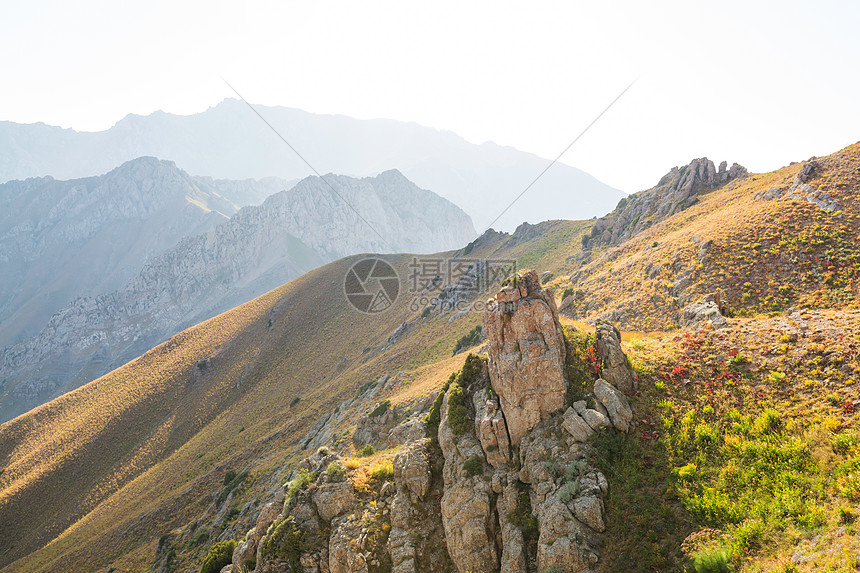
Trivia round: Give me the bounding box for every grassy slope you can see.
[0,219,586,573]
[561,142,860,330]
[3,142,858,572]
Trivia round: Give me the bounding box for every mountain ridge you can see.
[0,99,625,231]
[0,167,475,422]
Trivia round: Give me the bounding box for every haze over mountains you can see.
[0,99,625,232]
[0,157,297,348]
[0,161,474,421]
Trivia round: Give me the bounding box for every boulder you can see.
[681,293,729,330]
[572,400,610,430]
[386,418,426,449]
[573,495,606,532]
[561,407,593,443]
[593,379,633,432]
[352,407,397,451]
[484,270,567,446]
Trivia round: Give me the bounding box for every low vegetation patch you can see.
[453,325,483,355]
[199,539,236,573]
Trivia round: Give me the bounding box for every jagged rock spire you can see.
[484,269,567,446]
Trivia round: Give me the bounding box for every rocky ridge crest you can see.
[586,157,747,249]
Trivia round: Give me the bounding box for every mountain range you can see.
[2,142,858,572]
[0,161,474,421]
[0,99,625,232]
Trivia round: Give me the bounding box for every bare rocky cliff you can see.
[585,157,747,249]
[0,170,475,422]
[210,270,638,573]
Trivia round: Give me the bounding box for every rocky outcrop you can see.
[681,293,729,330]
[237,271,638,573]
[755,159,839,211]
[438,386,500,573]
[232,495,284,572]
[485,270,567,446]
[593,379,634,433]
[352,408,398,451]
[596,321,638,393]
[586,157,747,249]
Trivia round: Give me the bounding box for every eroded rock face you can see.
[438,391,499,573]
[596,321,638,393]
[232,495,284,572]
[313,481,357,522]
[484,269,567,446]
[472,368,512,469]
[518,416,605,572]
[392,441,431,501]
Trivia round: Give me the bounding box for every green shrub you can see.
[424,372,456,436]
[369,461,394,481]
[427,354,486,438]
[260,516,304,568]
[508,483,538,532]
[453,325,483,355]
[222,469,237,486]
[565,459,587,481]
[369,400,391,418]
[752,409,782,435]
[563,327,598,405]
[832,432,857,454]
[558,479,584,503]
[675,463,698,482]
[447,383,470,436]
[690,547,732,573]
[326,461,346,483]
[463,456,483,477]
[217,469,249,504]
[199,540,236,573]
[459,353,485,382]
[285,468,316,502]
[356,444,375,458]
[290,397,300,407]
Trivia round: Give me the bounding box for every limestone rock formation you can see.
[484,269,567,446]
[596,321,638,393]
[234,275,641,573]
[438,389,500,573]
[594,379,634,432]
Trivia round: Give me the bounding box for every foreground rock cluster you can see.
[221,270,636,573]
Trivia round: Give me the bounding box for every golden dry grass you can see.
[0,219,583,573]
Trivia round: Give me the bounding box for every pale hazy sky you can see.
[2,0,858,192]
